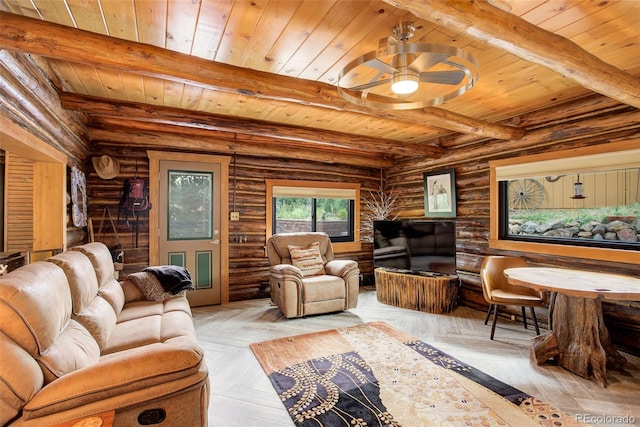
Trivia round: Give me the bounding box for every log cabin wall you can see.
[385,96,640,355]
[224,155,380,301]
[86,147,151,273]
[87,143,381,302]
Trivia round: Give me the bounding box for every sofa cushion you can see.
[0,262,71,355]
[301,274,345,302]
[38,320,101,384]
[268,232,333,265]
[97,279,126,315]
[46,252,99,316]
[104,298,195,355]
[288,242,326,277]
[46,251,117,350]
[71,243,125,315]
[0,262,100,385]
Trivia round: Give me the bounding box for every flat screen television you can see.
[373,220,457,275]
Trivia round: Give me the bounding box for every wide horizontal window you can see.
[266,180,361,252]
[500,170,638,249]
[489,141,640,264]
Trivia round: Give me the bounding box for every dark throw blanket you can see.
[143,265,195,294]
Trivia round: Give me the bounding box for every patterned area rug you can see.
[250,322,584,427]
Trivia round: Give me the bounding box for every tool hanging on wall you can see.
[95,206,124,274]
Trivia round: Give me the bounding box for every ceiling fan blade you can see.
[407,53,450,74]
[349,78,391,91]
[419,70,466,85]
[365,58,399,75]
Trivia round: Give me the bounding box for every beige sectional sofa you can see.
[0,242,209,426]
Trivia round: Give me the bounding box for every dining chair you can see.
[480,255,544,340]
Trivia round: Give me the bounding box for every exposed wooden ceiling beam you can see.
[0,11,523,141]
[439,94,631,149]
[423,109,640,168]
[89,124,394,168]
[60,93,444,158]
[385,0,640,109]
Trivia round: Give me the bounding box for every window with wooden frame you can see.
[489,141,639,264]
[266,179,361,253]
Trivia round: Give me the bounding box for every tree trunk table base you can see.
[531,294,626,387]
[374,268,458,314]
[504,267,640,388]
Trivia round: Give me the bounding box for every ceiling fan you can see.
[337,23,480,110]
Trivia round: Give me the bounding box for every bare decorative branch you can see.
[361,188,399,242]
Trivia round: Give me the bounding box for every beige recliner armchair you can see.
[267,232,360,318]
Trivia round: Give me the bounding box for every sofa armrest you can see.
[325,259,358,279]
[24,341,204,419]
[121,278,146,303]
[269,264,303,280]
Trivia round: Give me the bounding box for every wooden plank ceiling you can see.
[1,0,638,166]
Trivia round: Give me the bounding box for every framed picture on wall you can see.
[71,166,88,227]
[424,169,456,218]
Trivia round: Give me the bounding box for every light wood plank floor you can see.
[192,288,640,427]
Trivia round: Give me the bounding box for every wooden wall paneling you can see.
[531,169,639,209]
[143,76,165,105]
[99,0,138,41]
[65,62,108,97]
[63,0,108,35]
[48,60,88,94]
[95,68,127,100]
[135,2,168,46]
[32,160,65,252]
[161,80,186,108]
[5,154,33,252]
[24,0,74,26]
[122,73,147,104]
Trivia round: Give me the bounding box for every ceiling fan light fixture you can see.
[337,22,480,110]
[391,72,419,94]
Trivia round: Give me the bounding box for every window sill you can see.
[333,241,362,254]
[489,239,640,264]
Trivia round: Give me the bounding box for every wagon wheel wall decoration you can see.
[508,179,545,210]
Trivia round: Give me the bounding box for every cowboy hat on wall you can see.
[93,155,120,180]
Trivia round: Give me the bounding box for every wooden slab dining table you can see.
[503,266,640,387]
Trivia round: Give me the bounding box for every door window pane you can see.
[168,170,213,240]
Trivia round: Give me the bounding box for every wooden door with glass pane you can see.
[157,159,224,306]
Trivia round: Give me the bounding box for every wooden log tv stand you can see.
[374,268,459,314]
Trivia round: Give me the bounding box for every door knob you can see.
[210,239,220,245]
